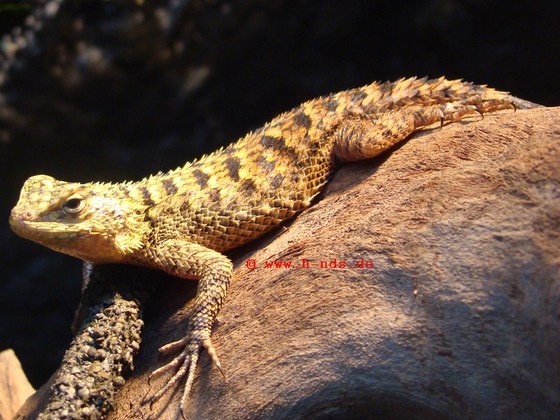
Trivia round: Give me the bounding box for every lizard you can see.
[9,76,539,417]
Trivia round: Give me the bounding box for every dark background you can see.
[0,0,558,388]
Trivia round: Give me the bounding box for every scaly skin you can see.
[9,77,538,417]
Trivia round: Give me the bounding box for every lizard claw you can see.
[203,337,225,378]
[435,108,445,129]
[474,104,484,120]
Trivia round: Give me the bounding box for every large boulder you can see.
[103,107,558,419]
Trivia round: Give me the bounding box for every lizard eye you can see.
[63,195,85,214]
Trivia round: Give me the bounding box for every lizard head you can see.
[10,175,148,263]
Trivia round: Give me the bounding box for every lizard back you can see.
[10,77,535,261]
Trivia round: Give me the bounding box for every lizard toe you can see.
[158,336,189,356]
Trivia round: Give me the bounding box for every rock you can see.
[0,349,34,419]
[14,267,154,420]
[104,106,559,418]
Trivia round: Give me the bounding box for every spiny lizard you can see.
[9,77,538,416]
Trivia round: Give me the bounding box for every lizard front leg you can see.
[142,239,233,416]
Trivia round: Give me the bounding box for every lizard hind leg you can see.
[331,100,506,163]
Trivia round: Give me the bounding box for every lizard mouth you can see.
[9,215,96,240]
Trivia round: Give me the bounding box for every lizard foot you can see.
[431,97,521,128]
[438,102,481,126]
[144,333,223,417]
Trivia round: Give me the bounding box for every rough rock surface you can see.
[0,349,34,420]
[17,107,560,418]
[15,266,154,420]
